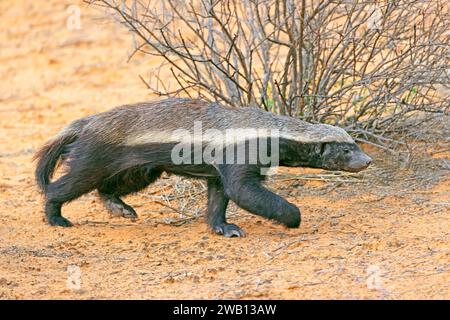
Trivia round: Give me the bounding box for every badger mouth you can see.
[343,156,372,172]
[342,163,370,172]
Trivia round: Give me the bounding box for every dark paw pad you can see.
[213,223,246,238]
[48,216,73,227]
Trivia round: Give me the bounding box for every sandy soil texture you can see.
[0,0,449,299]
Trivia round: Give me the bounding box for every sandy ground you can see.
[0,0,449,299]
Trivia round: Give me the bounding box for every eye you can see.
[344,148,350,154]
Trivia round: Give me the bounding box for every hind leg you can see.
[98,166,162,219]
[45,168,102,227]
[45,200,73,227]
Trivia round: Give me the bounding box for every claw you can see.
[122,208,138,219]
[105,200,138,219]
[213,223,246,238]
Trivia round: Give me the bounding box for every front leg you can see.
[218,165,301,228]
[207,177,245,237]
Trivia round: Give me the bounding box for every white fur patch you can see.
[123,127,353,146]
[124,127,282,146]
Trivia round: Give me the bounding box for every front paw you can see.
[278,204,301,228]
[213,223,246,238]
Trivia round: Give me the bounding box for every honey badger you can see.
[34,98,372,237]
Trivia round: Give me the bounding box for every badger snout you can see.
[346,152,372,172]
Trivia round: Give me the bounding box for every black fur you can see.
[35,105,371,236]
[34,134,77,192]
[217,164,301,228]
[279,139,371,172]
[206,178,245,237]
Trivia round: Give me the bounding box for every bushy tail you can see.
[34,118,88,192]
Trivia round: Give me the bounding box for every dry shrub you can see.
[88,0,449,150]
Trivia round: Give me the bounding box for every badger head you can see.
[316,141,372,172]
[280,123,372,172]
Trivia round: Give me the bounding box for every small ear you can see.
[315,143,325,155]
